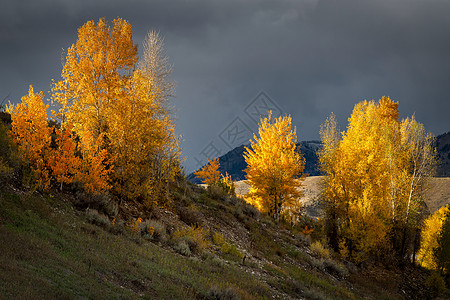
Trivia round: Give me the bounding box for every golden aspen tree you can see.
[48,122,81,191]
[52,18,181,203]
[418,205,450,269]
[244,112,305,222]
[319,97,436,262]
[194,157,221,185]
[52,18,137,193]
[106,67,175,202]
[7,86,51,190]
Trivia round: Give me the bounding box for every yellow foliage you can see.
[8,86,52,191]
[194,157,221,185]
[129,217,143,233]
[48,122,81,190]
[418,206,450,269]
[76,133,113,194]
[52,18,180,200]
[244,111,305,221]
[319,97,437,261]
[173,226,211,252]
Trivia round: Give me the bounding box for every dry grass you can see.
[422,177,450,213]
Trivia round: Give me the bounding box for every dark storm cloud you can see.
[1,0,449,172]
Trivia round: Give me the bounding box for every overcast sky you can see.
[1,0,449,172]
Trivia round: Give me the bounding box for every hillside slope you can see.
[0,181,441,299]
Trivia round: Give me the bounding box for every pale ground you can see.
[235,176,450,216]
[235,176,324,218]
[422,177,450,214]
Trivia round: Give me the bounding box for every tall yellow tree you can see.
[7,86,51,190]
[244,112,305,222]
[319,97,437,262]
[105,30,180,202]
[52,18,181,203]
[52,18,137,194]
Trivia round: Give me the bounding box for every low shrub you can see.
[215,173,235,197]
[242,202,260,219]
[233,206,245,222]
[205,286,239,300]
[140,219,167,242]
[0,157,13,183]
[174,240,191,256]
[213,233,244,259]
[425,272,446,298]
[74,190,118,217]
[207,185,228,200]
[85,208,111,228]
[296,233,312,246]
[177,205,204,227]
[109,219,127,235]
[323,259,349,278]
[173,226,211,254]
[310,241,331,259]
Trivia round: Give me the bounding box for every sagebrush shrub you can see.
[173,226,211,253]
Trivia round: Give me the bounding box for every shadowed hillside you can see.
[0,180,440,299]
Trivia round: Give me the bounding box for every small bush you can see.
[213,233,244,259]
[233,206,245,222]
[426,272,446,298]
[109,219,127,235]
[210,256,226,267]
[140,219,167,242]
[205,286,239,300]
[215,174,235,197]
[173,226,211,254]
[310,257,325,270]
[242,202,260,219]
[207,184,228,200]
[302,287,327,300]
[74,190,118,217]
[177,205,204,227]
[0,157,13,183]
[310,241,331,259]
[85,208,111,228]
[174,240,191,256]
[297,233,312,246]
[323,259,349,278]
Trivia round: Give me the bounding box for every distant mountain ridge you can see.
[187,141,322,184]
[436,131,450,176]
[188,132,450,183]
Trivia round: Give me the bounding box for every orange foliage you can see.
[194,157,221,185]
[7,86,52,190]
[48,122,81,190]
